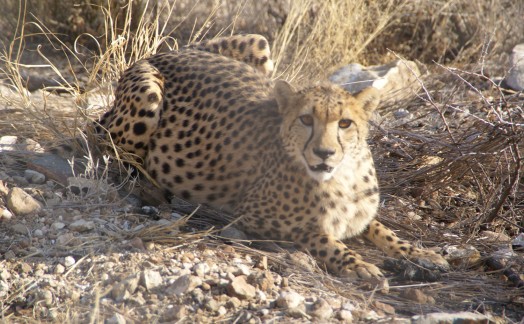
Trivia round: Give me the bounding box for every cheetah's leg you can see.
[363,220,449,270]
[294,232,385,279]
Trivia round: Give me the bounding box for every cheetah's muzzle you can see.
[309,163,334,173]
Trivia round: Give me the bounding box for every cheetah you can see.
[96,34,449,279]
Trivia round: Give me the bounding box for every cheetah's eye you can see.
[299,115,314,126]
[338,119,352,129]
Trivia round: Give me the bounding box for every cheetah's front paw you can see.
[385,250,449,282]
[340,261,384,280]
[411,250,449,271]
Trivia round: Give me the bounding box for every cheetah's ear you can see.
[353,86,380,118]
[273,80,296,112]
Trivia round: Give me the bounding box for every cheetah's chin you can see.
[309,163,334,173]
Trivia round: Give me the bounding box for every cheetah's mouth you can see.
[309,163,334,173]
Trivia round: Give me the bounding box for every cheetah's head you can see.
[274,81,379,182]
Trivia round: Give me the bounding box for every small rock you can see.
[51,222,66,231]
[217,306,227,316]
[111,275,140,302]
[140,270,163,291]
[161,305,186,322]
[234,264,251,276]
[11,223,29,235]
[0,269,11,280]
[7,188,42,216]
[329,59,422,103]
[277,289,305,309]
[17,262,32,274]
[33,229,44,237]
[54,264,65,274]
[0,208,13,220]
[226,297,242,309]
[0,136,18,152]
[105,313,126,324]
[260,308,270,317]
[255,290,267,302]
[193,262,210,277]
[248,271,275,292]
[64,256,76,267]
[337,309,354,322]
[412,311,491,324]
[36,289,54,307]
[505,43,524,91]
[511,233,524,250]
[373,301,395,315]
[166,274,202,296]
[204,297,221,312]
[393,108,411,119]
[12,176,29,186]
[400,288,435,304]
[24,169,46,184]
[308,298,333,319]
[227,275,256,300]
[56,233,74,245]
[69,219,95,232]
[443,244,481,267]
[256,256,268,270]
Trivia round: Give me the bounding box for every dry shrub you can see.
[271,0,405,80]
[371,0,524,67]
[372,68,523,234]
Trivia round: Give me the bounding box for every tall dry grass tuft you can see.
[271,0,406,81]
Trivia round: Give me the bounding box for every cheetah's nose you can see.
[313,148,336,160]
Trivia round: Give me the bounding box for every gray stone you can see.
[308,298,333,319]
[161,305,186,322]
[24,169,46,184]
[33,229,44,237]
[51,222,66,231]
[276,289,305,309]
[412,311,491,324]
[204,297,221,312]
[35,288,54,307]
[329,59,422,103]
[226,275,256,300]
[105,313,126,324]
[12,176,29,186]
[26,153,76,186]
[193,262,210,277]
[166,274,202,296]
[111,275,140,302]
[505,43,524,91]
[69,219,95,232]
[11,223,29,235]
[7,187,42,216]
[234,264,251,276]
[140,270,163,291]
